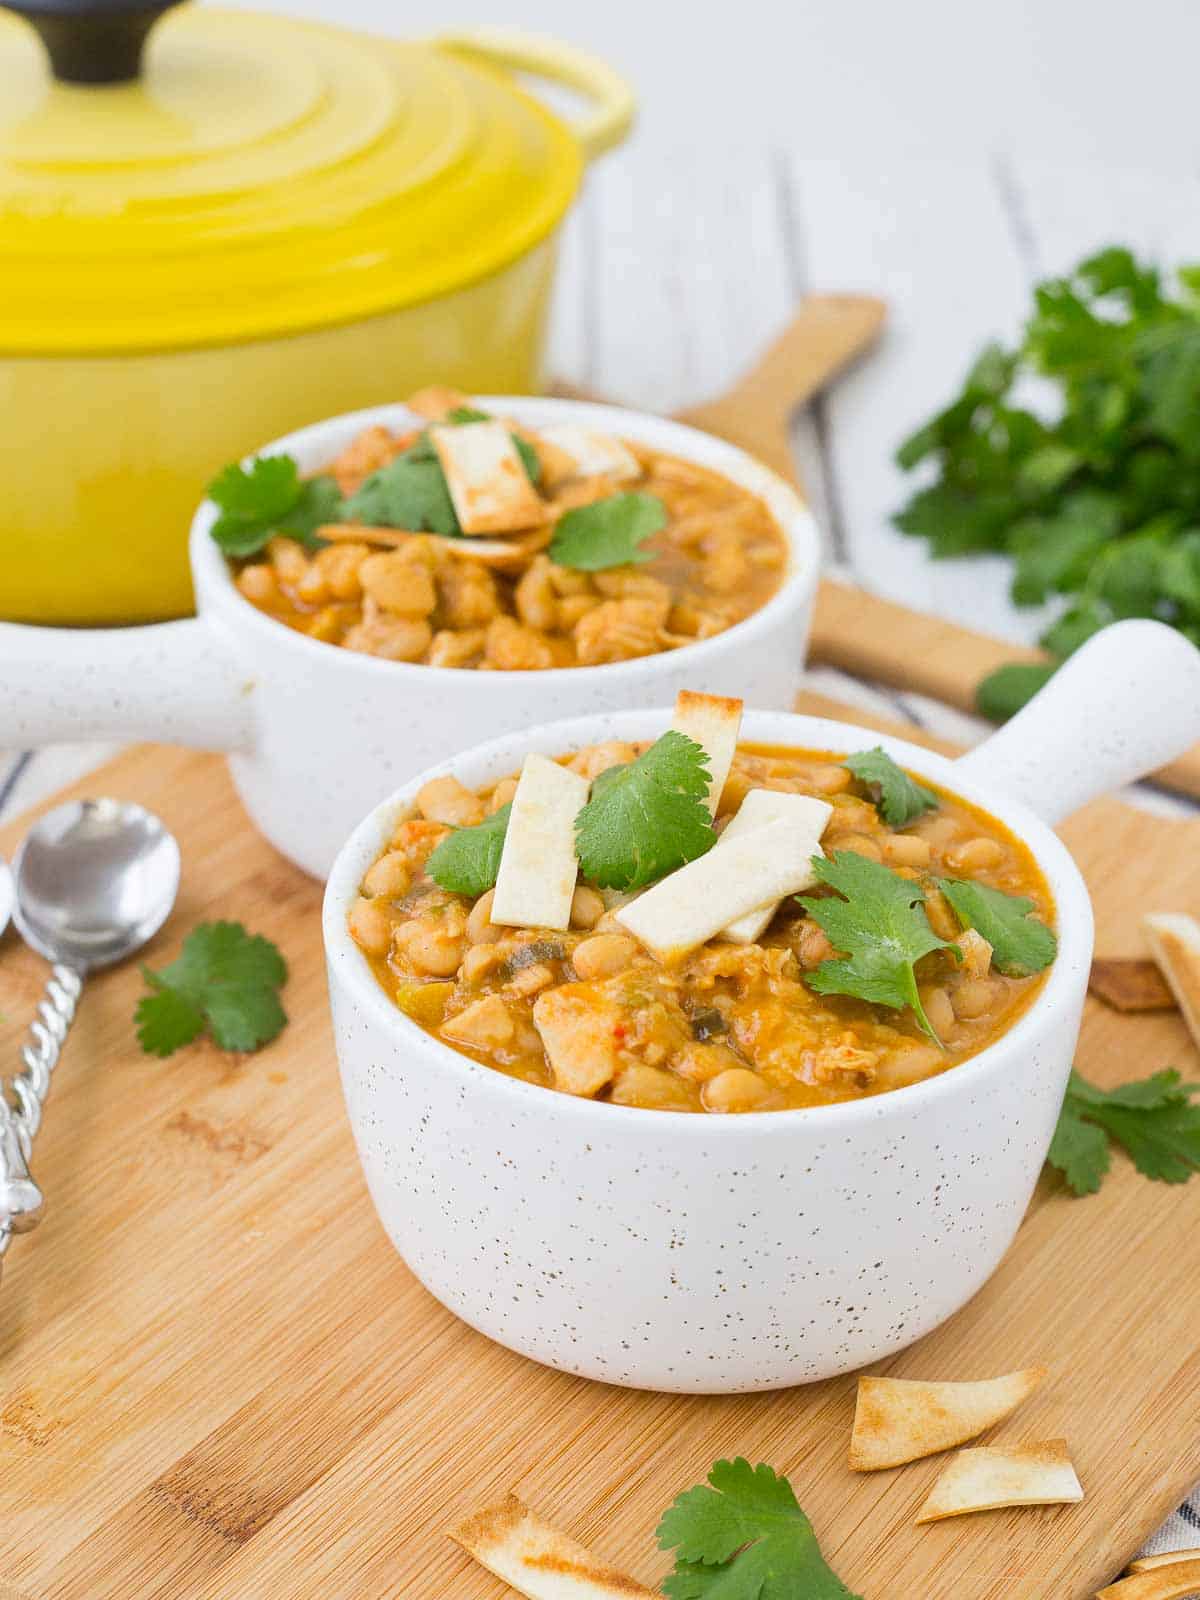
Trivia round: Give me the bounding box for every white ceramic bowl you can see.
[0,399,818,878]
[324,621,1200,1392]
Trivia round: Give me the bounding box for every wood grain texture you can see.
[0,710,1197,1599]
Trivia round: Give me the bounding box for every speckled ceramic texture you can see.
[323,632,1200,1393]
[0,400,818,879]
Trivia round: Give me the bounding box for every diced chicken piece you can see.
[439,562,501,629]
[431,420,545,535]
[957,927,994,979]
[342,603,432,662]
[532,985,627,1097]
[442,995,515,1051]
[359,551,437,617]
[484,615,556,671]
[573,597,667,666]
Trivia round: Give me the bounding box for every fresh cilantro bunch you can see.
[895,247,1200,716]
[549,492,667,571]
[135,922,288,1057]
[798,853,958,1042]
[341,435,462,536]
[426,804,511,897]
[844,747,938,826]
[1049,1068,1200,1195]
[575,732,715,891]
[207,457,341,556]
[656,1458,861,1600]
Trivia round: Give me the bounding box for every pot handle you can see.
[437,28,636,160]
[0,619,254,754]
[953,619,1200,826]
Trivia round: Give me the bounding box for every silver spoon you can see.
[0,799,180,1278]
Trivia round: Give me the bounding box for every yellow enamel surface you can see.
[0,239,559,624]
[0,8,588,354]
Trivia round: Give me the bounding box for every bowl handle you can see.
[953,619,1200,825]
[0,619,254,755]
[437,28,636,160]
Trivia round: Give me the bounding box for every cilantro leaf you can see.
[976,661,1057,722]
[426,804,511,897]
[341,441,461,537]
[574,732,715,891]
[1048,1069,1200,1194]
[656,1458,861,1600]
[549,491,666,571]
[798,853,957,1042]
[937,878,1057,977]
[844,747,938,826]
[207,456,341,556]
[135,922,288,1057]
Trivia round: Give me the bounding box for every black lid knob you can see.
[4,0,186,85]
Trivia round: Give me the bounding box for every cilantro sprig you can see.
[938,878,1058,977]
[894,246,1200,718]
[135,922,288,1057]
[656,1458,861,1600]
[844,747,939,826]
[341,438,461,537]
[549,491,667,571]
[207,456,340,556]
[1049,1068,1200,1195]
[574,731,716,891]
[426,804,511,897]
[798,853,958,1042]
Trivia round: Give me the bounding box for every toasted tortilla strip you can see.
[1089,957,1177,1013]
[448,1494,655,1598]
[318,521,552,570]
[1144,913,1200,1052]
[671,691,743,816]
[720,790,832,944]
[1129,1550,1200,1573]
[850,1365,1048,1471]
[615,817,822,962]
[406,384,473,421]
[491,755,589,931]
[1097,1558,1200,1599]
[914,1438,1082,1524]
[432,420,546,535]
[538,422,642,489]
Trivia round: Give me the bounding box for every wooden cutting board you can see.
[2,706,1199,1600]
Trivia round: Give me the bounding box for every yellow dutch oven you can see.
[0,0,633,624]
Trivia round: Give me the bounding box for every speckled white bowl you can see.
[324,621,1200,1392]
[0,399,817,878]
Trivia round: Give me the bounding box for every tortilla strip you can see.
[317,522,553,571]
[538,422,642,488]
[1129,1550,1200,1573]
[1143,913,1200,1052]
[850,1365,1048,1471]
[406,384,473,421]
[432,420,546,535]
[448,1494,656,1599]
[1089,957,1177,1013]
[914,1438,1082,1524]
[671,691,743,816]
[1096,1559,1200,1599]
[491,755,590,931]
[615,817,823,962]
[719,790,832,944]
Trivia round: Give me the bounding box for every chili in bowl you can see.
[322,622,1200,1391]
[0,396,818,878]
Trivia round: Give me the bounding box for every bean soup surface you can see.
[231,407,788,669]
[348,743,1056,1112]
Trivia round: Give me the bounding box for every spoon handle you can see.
[0,964,83,1267]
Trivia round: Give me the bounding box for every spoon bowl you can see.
[12,799,180,971]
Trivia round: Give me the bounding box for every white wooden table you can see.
[3,139,1199,1569]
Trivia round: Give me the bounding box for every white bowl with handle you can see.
[0,399,818,878]
[323,620,1200,1392]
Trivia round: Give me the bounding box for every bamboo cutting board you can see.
[2,710,1199,1600]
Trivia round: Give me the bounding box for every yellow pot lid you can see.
[0,7,634,355]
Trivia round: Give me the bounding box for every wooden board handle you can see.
[811,577,1200,801]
